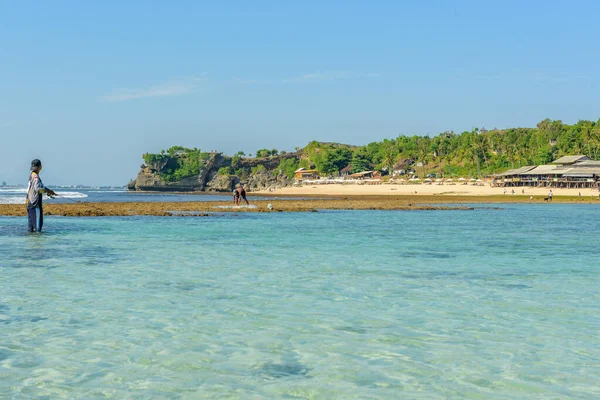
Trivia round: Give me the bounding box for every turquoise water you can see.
[1,205,599,399]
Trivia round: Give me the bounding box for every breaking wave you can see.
[0,191,88,204]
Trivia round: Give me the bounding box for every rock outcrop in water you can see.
[128,149,299,192]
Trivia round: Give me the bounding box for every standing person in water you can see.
[233,183,249,206]
[26,159,57,232]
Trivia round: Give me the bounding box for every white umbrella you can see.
[446,178,454,182]
[435,178,443,182]
[424,178,432,182]
[469,178,476,182]
[476,179,483,182]
[458,177,467,181]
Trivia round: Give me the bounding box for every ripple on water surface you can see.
[1,206,599,398]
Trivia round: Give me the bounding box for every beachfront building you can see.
[350,171,382,180]
[494,155,600,189]
[392,158,414,176]
[340,164,352,177]
[294,168,319,181]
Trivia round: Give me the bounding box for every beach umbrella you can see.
[469,178,476,182]
[476,179,483,182]
[458,177,466,181]
[424,178,432,182]
[446,178,454,182]
[435,178,443,182]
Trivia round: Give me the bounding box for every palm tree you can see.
[382,148,397,176]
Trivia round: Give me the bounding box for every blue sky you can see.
[1,0,599,185]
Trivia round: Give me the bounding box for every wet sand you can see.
[1,193,597,217]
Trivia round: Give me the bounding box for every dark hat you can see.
[30,159,42,171]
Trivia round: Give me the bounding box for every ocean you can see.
[1,205,599,398]
[0,188,290,204]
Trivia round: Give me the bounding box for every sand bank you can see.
[257,183,600,198]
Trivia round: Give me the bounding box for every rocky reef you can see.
[128,149,299,192]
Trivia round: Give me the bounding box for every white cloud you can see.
[99,75,206,103]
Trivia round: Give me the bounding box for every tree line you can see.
[303,118,600,177]
[142,118,600,181]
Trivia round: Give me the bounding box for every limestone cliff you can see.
[129,150,299,192]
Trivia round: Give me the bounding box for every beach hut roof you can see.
[552,155,590,165]
[523,165,569,175]
[572,160,600,167]
[393,158,413,170]
[562,167,600,177]
[498,166,536,176]
[351,170,374,176]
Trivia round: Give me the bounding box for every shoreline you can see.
[254,183,600,198]
[1,193,599,217]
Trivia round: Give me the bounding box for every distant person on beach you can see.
[233,184,249,206]
[504,188,507,195]
[530,195,534,201]
[26,159,57,232]
[548,190,553,202]
[511,189,515,195]
[522,189,525,194]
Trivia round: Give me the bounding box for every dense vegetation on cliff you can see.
[142,118,600,181]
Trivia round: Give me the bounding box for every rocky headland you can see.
[128,148,299,192]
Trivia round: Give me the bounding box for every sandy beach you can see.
[257,182,600,198]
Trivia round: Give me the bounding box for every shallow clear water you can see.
[1,205,599,399]
[0,188,301,204]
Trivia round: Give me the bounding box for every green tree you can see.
[350,150,371,173]
[218,166,232,175]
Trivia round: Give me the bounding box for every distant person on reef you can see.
[233,184,249,206]
[26,159,57,232]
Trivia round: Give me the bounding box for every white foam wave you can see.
[0,196,25,204]
[0,188,27,193]
[56,192,88,199]
[0,191,88,204]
